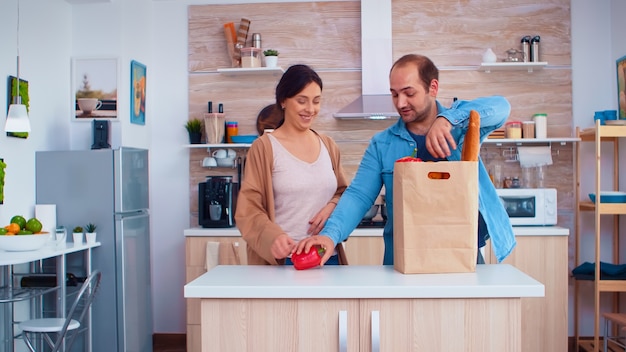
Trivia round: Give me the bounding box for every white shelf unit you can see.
[480,62,548,73]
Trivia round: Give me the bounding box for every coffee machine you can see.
[199,176,235,228]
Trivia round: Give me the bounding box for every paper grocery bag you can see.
[393,161,478,274]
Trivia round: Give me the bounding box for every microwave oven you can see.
[496,188,557,226]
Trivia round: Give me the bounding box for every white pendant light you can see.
[5,0,31,133]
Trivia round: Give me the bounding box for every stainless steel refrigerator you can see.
[35,147,152,352]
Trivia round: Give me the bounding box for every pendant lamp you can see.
[5,0,31,133]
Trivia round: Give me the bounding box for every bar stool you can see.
[602,312,626,352]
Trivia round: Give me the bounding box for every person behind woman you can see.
[235,64,348,265]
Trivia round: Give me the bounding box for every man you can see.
[295,54,516,265]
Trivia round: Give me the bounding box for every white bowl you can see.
[0,233,51,252]
[216,157,235,167]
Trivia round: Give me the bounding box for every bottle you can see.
[226,121,238,143]
[521,36,531,62]
[252,33,262,49]
[530,36,541,62]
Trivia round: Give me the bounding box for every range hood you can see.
[333,0,399,120]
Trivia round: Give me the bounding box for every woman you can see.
[235,64,348,265]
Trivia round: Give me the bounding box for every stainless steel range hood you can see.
[333,0,399,120]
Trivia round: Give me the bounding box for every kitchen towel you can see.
[205,242,220,271]
[517,146,553,168]
[35,204,56,235]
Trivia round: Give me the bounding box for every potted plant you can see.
[263,49,279,68]
[85,223,97,244]
[72,226,84,245]
[185,119,203,144]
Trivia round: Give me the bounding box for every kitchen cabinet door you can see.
[186,236,247,352]
[359,298,521,352]
[200,298,360,352]
[485,235,568,351]
[342,236,384,265]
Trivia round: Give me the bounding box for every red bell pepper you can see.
[396,148,423,162]
[292,246,325,270]
[396,156,423,162]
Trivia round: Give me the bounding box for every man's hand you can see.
[271,234,295,259]
[294,235,335,266]
[307,203,336,236]
[425,117,456,158]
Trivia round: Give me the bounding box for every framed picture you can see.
[130,60,146,125]
[618,55,626,119]
[71,57,118,120]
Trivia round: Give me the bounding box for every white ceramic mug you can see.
[212,149,227,158]
[77,98,102,114]
[202,157,217,167]
[227,149,237,158]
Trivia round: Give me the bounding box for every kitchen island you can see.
[185,264,543,352]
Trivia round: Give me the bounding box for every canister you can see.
[533,113,547,139]
[240,47,262,68]
[226,121,238,143]
[506,121,522,139]
[522,121,535,139]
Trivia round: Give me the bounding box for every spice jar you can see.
[506,121,522,139]
[503,177,513,189]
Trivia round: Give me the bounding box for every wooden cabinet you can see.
[197,296,520,351]
[186,235,247,352]
[484,230,569,351]
[342,234,384,265]
[573,125,626,351]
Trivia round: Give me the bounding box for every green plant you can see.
[185,118,203,133]
[85,223,97,233]
[73,226,84,233]
[263,49,279,57]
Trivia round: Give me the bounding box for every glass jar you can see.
[506,121,522,139]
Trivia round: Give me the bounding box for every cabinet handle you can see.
[371,310,380,352]
[339,310,347,352]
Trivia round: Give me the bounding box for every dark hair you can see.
[390,54,439,91]
[256,104,283,135]
[274,64,323,124]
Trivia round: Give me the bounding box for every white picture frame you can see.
[71,57,119,120]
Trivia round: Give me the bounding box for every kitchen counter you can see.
[184,225,569,237]
[185,264,543,299]
[185,264,542,351]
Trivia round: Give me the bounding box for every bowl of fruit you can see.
[0,215,50,252]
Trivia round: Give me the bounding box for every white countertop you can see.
[184,226,568,237]
[0,242,101,266]
[184,264,544,299]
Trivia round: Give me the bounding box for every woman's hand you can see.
[425,117,455,158]
[294,235,335,266]
[271,234,295,259]
[307,202,336,236]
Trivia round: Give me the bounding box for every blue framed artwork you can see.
[130,60,146,125]
[618,55,626,119]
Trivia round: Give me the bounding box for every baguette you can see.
[461,110,481,161]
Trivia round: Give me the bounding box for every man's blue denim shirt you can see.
[321,96,516,264]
